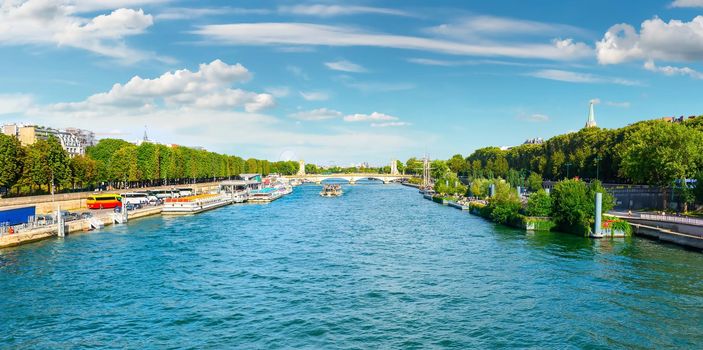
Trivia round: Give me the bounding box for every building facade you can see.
[1,124,95,157]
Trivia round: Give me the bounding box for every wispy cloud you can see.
[344,112,398,122]
[325,60,366,73]
[299,91,329,101]
[194,23,592,61]
[426,15,589,39]
[670,0,703,8]
[156,7,270,20]
[265,86,290,97]
[605,101,631,108]
[278,5,411,17]
[286,65,310,80]
[290,108,342,121]
[0,2,165,63]
[644,60,703,79]
[526,69,643,86]
[407,57,547,67]
[517,113,550,123]
[371,122,410,127]
[0,94,34,115]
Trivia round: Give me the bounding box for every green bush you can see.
[551,179,615,235]
[487,181,521,224]
[526,189,552,217]
[434,172,467,196]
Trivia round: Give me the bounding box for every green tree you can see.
[526,172,543,192]
[550,179,614,235]
[109,145,139,185]
[694,171,703,206]
[447,154,467,175]
[70,155,97,189]
[434,172,467,196]
[136,142,159,183]
[431,160,449,180]
[526,189,552,217]
[470,178,490,198]
[0,134,23,191]
[487,181,521,224]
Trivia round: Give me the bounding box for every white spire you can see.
[585,102,597,128]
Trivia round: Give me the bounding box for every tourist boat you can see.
[162,194,232,215]
[248,188,283,203]
[320,184,343,197]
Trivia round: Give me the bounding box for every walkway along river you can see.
[1,183,702,348]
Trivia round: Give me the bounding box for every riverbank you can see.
[0,181,222,214]
[0,205,163,249]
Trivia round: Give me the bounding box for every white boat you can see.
[248,188,283,203]
[162,194,232,215]
[320,184,343,197]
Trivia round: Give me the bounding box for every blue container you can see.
[0,206,36,226]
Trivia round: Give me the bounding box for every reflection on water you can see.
[1,184,702,348]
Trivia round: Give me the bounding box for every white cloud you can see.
[70,0,170,12]
[299,91,329,101]
[194,23,592,61]
[0,94,34,115]
[517,114,550,122]
[597,16,703,65]
[156,7,270,20]
[344,112,398,122]
[644,60,703,79]
[670,0,703,7]
[589,98,601,105]
[265,86,290,97]
[50,59,274,113]
[278,5,410,17]
[527,69,642,86]
[605,101,631,108]
[371,122,409,127]
[324,60,366,73]
[427,15,588,39]
[290,108,342,121]
[0,1,161,63]
[286,65,310,80]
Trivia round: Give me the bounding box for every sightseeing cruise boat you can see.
[218,180,250,203]
[248,188,283,203]
[162,194,232,215]
[320,184,343,197]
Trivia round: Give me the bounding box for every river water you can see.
[1,184,702,349]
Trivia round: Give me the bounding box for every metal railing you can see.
[640,214,703,227]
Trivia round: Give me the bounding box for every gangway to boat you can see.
[88,217,104,229]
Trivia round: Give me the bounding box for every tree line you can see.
[439,118,703,188]
[0,137,307,196]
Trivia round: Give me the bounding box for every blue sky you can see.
[1,0,703,166]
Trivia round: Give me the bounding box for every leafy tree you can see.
[526,189,552,217]
[550,179,614,234]
[109,145,139,185]
[447,154,467,175]
[619,121,703,185]
[470,178,490,198]
[434,172,467,196]
[136,142,160,182]
[431,160,449,180]
[0,134,23,191]
[694,171,703,206]
[21,137,71,193]
[526,172,543,192]
[487,181,521,224]
[70,155,97,189]
[405,157,423,175]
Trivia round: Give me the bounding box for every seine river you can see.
[1,184,702,348]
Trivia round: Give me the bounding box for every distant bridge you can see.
[284,173,411,184]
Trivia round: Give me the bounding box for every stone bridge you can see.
[284,173,411,184]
